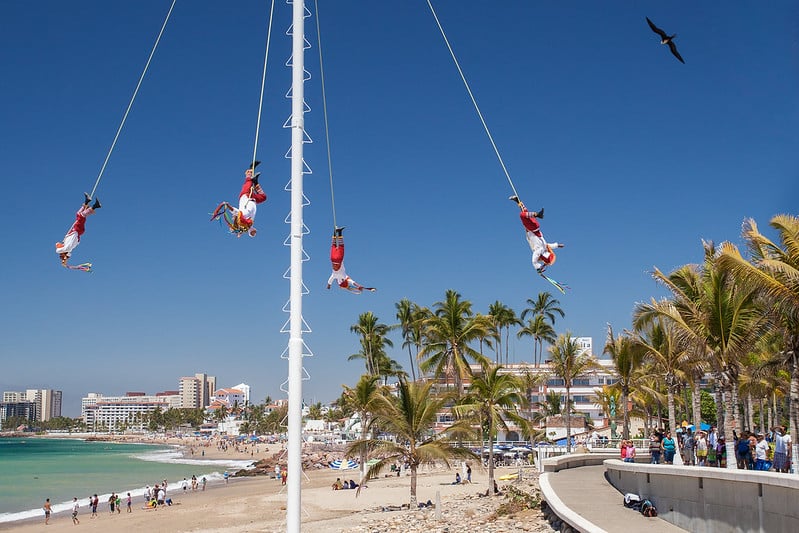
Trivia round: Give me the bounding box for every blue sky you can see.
[1,1,796,417]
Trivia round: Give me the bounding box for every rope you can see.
[313,0,338,230]
[250,0,277,178]
[426,0,519,198]
[88,0,177,200]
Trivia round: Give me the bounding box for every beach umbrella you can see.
[329,459,358,470]
[510,446,532,452]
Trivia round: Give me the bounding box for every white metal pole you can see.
[287,0,306,531]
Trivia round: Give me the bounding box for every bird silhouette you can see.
[646,17,684,64]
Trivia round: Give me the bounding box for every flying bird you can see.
[646,17,685,64]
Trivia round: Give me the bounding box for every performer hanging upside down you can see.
[55,193,101,267]
[326,227,376,294]
[232,161,267,237]
[510,195,564,273]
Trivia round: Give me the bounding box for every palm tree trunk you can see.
[410,463,418,507]
[407,346,417,382]
[566,385,572,453]
[758,397,765,434]
[772,392,778,430]
[714,378,724,431]
[731,381,741,434]
[487,420,496,496]
[504,329,511,367]
[747,393,755,431]
[692,378,701,431]
[667,387,677,433]
[682,388,692,425]
[722,384,737,470]
[359,414,368,483]
[791,351,799,476]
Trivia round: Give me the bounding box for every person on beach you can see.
[91,494,98,518]
[326,227,376,293]
[126,492,132,513]
[108,493,116,513]
[202,477,207,491]
[509,195,564,274]
[43,498,52,525]
[56,192,101,267]
[115,494,121,514]
[72,497,80,524]
[224,471,229,484]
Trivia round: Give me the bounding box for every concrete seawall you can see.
[604,459,799,532]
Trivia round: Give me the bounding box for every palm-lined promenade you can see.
[332,213,799,516]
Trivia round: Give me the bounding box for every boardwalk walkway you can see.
[541,465,686,532]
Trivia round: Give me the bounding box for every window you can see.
[547,379,565,386]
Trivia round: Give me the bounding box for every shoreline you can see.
[1,433,553,532]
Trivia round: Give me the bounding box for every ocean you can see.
[0,437,254,524]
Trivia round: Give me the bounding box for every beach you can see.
[1,435,554,532]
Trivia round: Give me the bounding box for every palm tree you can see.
[396,298,419,381]
[474,313,496,357]
[548,332,602,452]
[521,292,565,325]
[349,312,394,378]
[718,215,799,471]
[212,405,228,424]
[640,241,768,469]
[419,290,491,395]
[307,402,323,420]
[453,362,528,495]
[518,314,556,367]
[341,375,384,482]
[532,390,571,427]
[488,301,522,365]
[591,385,621,424]
[347,379,477,507]
[519,368,547,433]
[631,308,691,432]
[603,324,646,439]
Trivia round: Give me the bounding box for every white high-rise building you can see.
[231,383,251,404]
[81,392,181,433]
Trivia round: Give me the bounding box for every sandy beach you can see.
[2,435,553,533]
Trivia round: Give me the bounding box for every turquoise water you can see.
[0,438,253,523]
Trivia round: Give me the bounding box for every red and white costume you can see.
[55,204,94,257]
[519,208,561,272]
[327,236,374,293]
[233,174,267,230]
